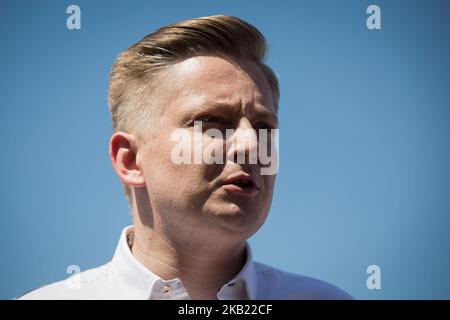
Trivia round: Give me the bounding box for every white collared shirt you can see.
[20,226,353,300]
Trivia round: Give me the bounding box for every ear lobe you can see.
[109,132,146,188]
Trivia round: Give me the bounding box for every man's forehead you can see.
[162,55,276,113]
[172,56,242,85]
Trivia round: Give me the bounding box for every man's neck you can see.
[130,225,247,300]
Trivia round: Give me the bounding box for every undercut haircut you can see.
[108,15,280,205]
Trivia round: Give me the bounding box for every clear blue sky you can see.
[1,0,449,299]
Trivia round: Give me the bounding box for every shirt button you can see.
[163,285,171,293]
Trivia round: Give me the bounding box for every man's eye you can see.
[196,116,226,127]
[202,116,221,124]
[254,122,274,131]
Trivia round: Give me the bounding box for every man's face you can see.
[136,55,277,241]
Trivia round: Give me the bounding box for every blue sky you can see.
[1,0,449,299]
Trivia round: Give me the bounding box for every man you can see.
[21,15,352,300]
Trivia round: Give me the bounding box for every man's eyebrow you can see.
[198,102,278,124]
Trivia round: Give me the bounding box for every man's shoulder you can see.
[254,262,354,300]
[19,263,115,300]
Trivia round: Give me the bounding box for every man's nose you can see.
[226,118,258,164]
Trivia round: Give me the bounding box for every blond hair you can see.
[108,15,280,204]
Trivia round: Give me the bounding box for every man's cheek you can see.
[264,176,276,193]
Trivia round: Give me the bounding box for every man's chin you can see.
[210,202,253,217]
[203,204,264,236]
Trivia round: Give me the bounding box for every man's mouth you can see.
[222,174,259,196]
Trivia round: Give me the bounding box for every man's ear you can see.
[109,132,146,188]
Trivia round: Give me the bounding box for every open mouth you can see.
[230,179,255,189]
[222,175,259,196]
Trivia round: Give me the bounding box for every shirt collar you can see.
[218,243,258,300]
[109,225,258,300]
